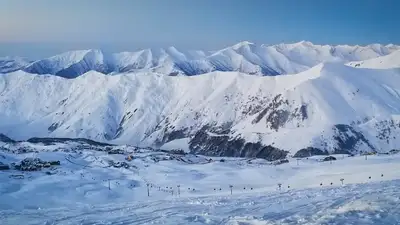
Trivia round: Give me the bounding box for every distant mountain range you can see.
[1,41,399,77]
[1,41,400,160]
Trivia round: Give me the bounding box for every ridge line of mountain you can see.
[1,41,399,77]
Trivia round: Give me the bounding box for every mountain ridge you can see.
[347,49,400,69]
[1,60,400,159]
[1,41,399,77]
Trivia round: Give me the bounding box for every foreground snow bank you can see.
[1,180,399,225]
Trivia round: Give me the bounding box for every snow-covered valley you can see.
[1,140,399,224]
[1,41,400,224]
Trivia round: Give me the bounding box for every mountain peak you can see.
[46,49,103,62]
[288,40,315,48]
[231,41,255,49]
[297,40,314,45]
[2,42,400,77]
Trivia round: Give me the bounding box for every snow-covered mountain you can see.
[1,41,399,77]
[0,56,31,74]
[23,49,110,78]
[1,58,400,159]
[347,49,400,69]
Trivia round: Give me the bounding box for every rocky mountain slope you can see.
[1,42,399,77]
[1,52,400,159]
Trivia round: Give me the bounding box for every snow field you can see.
[1,149,399,210]
[1,148,400,224]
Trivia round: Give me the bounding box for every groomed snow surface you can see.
[1,145,400,224]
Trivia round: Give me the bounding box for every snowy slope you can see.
[3,180,399,224]
[23,49,109,78]
[2,41,399,77]
[0,56,31,73]
[1,63,400,157]
[1,143,400,224]
[347,49,400,69]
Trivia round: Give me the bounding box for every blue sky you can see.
[0,0,399,58]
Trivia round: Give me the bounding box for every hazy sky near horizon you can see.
[0,0,399,58]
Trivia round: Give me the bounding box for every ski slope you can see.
[0,143,400,224]
[2,181,399,225]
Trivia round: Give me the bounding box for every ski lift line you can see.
[62,153,388,198]
[144,171,385,198]
[93,171,387,199]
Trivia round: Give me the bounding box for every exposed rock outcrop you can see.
[0,133,16,143]
[189,127,288,161]
[294,147,328,158]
